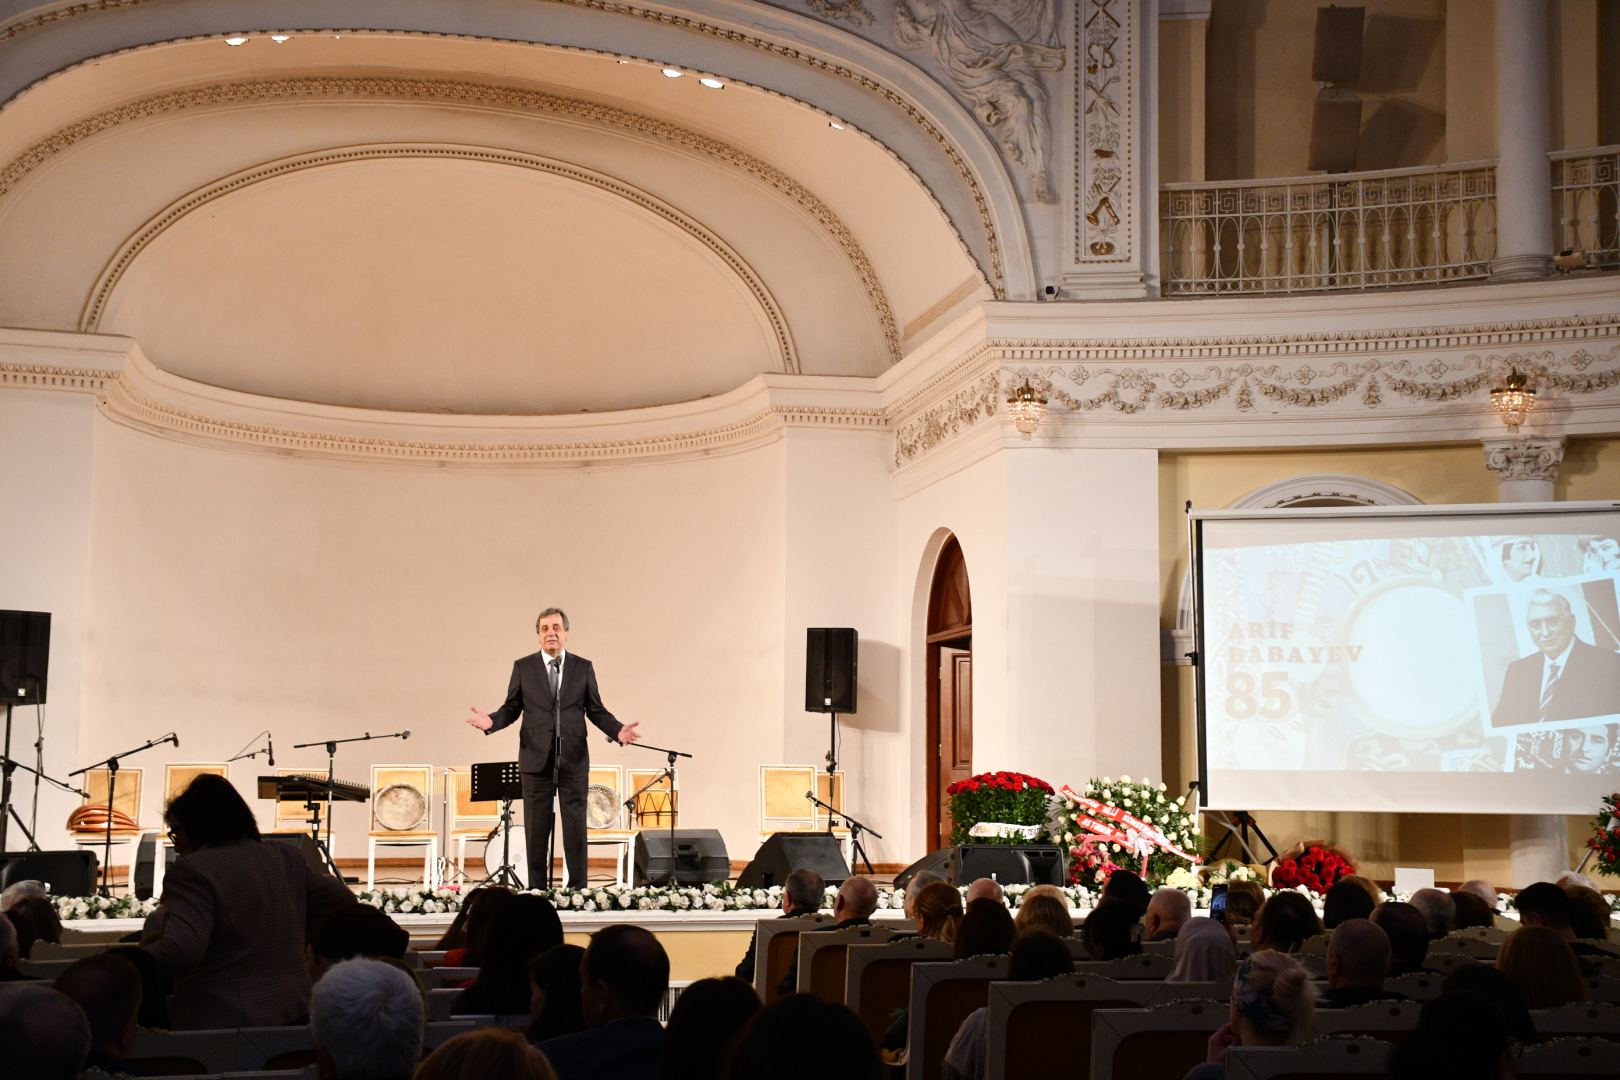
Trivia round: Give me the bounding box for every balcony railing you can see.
[1160,162,1497,295]
[1552,145,1620,271]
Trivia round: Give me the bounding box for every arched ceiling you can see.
[0,24,993,415]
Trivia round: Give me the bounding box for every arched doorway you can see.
[925,535,972,851]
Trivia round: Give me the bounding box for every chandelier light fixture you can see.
[1489,367,1537,432]
[1006,379,1047,440]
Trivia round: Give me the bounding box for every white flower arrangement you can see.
[50,894,160,921]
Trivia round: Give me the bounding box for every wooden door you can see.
[938,647,972,848]
[925,535,971,852]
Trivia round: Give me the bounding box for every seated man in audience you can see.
[0,913,35,981]
[1457,879,1497,907]
[53,952,146,1076]
[1514,881,1606,970]
[307,902,411,984]
[1144,887,1192,942]
[0,983,91,1080]
[1451,891,1496,930]
[311,958,424,1080]
[1370,901,1433,976]
[0,879,47,913]
[1081,899,1141,960]
[777,876,878,996]
[1321,918,1398,1008]
[1407,888,1455,940]
[1563,883,1613,943]
[735,868,824,984]
[963,877,1003,905]
[540,924,668,1080]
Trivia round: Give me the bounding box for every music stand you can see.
[472,761,524,889]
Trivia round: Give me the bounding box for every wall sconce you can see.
[1489,367,1536,432]
[1006,379,1047,440]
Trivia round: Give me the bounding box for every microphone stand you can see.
[1,702,88,852]
[71,733,176,897]
[293,730,410,879]
[806,789,880,875]
[226,730,272,765]
[619,741,692,885]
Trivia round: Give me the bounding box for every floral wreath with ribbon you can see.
[1056,784,1202,876]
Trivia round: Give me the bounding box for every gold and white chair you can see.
[367,764,439,890]
[152,763,229,896]
[68,768,145,892]
[446,767,502,880]
[585,765,633,886]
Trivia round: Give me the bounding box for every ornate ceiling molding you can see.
[0,360,116,391]
[4,76,908,364]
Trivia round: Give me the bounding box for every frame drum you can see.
[482,822,528,887]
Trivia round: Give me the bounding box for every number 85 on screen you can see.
[1224,671,1295,721]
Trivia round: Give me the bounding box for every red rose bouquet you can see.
[945,771,1054,847]
[1270,840,1356,895]
[1587,792,1620,878]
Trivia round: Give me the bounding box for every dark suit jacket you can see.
[487,651,623,772]
[539,1015,664,1080]
[1491,638,1620,728]
[777,915,872,997]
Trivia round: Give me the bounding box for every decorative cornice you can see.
[1482,437,1566,484]
[893,371,1000,465]
[0,360,116,391]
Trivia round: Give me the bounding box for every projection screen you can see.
[1192,501,1620,814]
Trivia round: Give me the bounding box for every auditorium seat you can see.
[1311,1000,1421,1043]
[1148,976,1234,1005]
[427,988,461,1022]
[412,949,448,968]
[1224,1035,1393,1080]
[17,957,74,979]
[845,937,953,1042]
[982,974,1158,1080]
[1382,971,1443,1000]
[796,923,899,1002]
[904,955,1007,1080]
[1532,1002,1620,1043]
[1434,930,1505,958]
[1298,933,1331,955]
[127,1027,239,1074]
[1091,999,1228,1080]
[234,1025,315,1071]
[1061,946,1174,980]
[752,912,832,1002]
[423,965,479,989]
[1517,1036,1620,1077]
[1585,974,1620,1003]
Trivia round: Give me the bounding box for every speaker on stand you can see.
[805,628,857,835]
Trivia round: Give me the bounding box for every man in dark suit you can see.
[1490,590,1620,729]
[735,867,825,984]
[539,924,667,1080]
[467,608,641,888]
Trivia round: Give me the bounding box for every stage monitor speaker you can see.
[132,834,179,899]
[1311,5,1365,84]
[946,844,1065,888]
[0,849,97,896]
[263,832,332,878]
[805,628,857,714]
[736,832,850,890]
[635,829,729,885]
[0,610,51,705]
[893,848,954,891]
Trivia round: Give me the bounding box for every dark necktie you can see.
[549,657,561,698]
[1539,661,1562,720]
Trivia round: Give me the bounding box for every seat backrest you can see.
[1092,999,1229,1080]
[427,987,461,1022]
[984,975,1159,1080]
[425,1019,479,1049]
[1516,1035,1620,1077]
[1433,931,1503,958]
[1421,952,1478,979]
[164,763,229,805]
[754,914,831,1002]
[1531,1001,1620,1042]
[1149,976,1233,1004]
[1074,953,1176,980]
[1298,933,1331,956]
[425,966,480,990]
[1311,1000,1421,1043]
[1225,1036,1394,1080]
[127,1026,239,1074]
[371,764,433,831]
[904,955,1008,1080]
[1383,971,1442,1000]
[846,937,955,1040]
[1584,974,1620,1004]
[759,764,818,833]
[75,767,143,828]
[448,769,501,830]
[798,924,899,1002]
[233,1025,315,1071]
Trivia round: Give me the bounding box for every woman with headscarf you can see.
[1168,917,1236,984]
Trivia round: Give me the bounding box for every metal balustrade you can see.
[1552,145,1620,270]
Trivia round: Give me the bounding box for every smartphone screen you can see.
[1209,883,1228,924]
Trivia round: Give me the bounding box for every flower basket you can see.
[945,771,1054,847]
[1270,840,1356,895]
[1048,775,1201,886]
[1586,791,1620,878]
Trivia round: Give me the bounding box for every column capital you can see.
[1482,437,1565,484]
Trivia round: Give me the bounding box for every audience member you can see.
[1101,870,1151,918]
[527,943,586,1044]
[1408,888,1455,940]
[539,924,669,1080]
[1388,991,1516,1080]
[1167,917,1236,984]
[441,886,514,967]
[417,1027,557,1080]
[1562,884,1612,942]
[1337,875,1383,907]
[955,898,1016,959]
[1144,888,1191,942]
[142,773,355,1028]
[963,877,1004,906]
[1321,880,1375,929]
[1080,899,1141,961]
[1457,879,1498,907]
[53,952,144,1076]
[454,893,564,1016]
[310,958,423,1080]
[8,894,63,958]
[723,993,882,1080]
[943,931,1073,1080]
[661,976,760,1080]
[0,983,91,1080]
[0,879,47,912]
[1497,925,1588,1009]
[1555,870,1600,893]
[1370,901,1431,976]
[735,868,823,983]
[912,881,965,942]
[1249,892,1322,954]
[308,902,410,984]
[776,876,877,996]
[1515,881,1607,965]
[1184,951,1315,1080]
[1013,893,1072,939]
[1023,884,1070,904]
[1441,962,1536,1045]
[102,944,169,1031]
[902,870,947,917]
[0,913,32,981]
[1451,891,1496,931]
[1321,919,1395,1008]
[1222,880,1264,934]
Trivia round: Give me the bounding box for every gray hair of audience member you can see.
[54,952,143,1057]
[1328,918,1391,988]
[0,912,17,967]
[963,877,1004,905]
[310,958,424,1080]
[0,879,47,912]
[1408,889,1455,938]
[902,869,947,917]
[1167,917,1235,983]
[783,868,826,915]
[1456,879,1497,906]
[1145,888,1192,936]
[836,876,879,921]
[0,983,91,1080]
[1555,870,1600,894]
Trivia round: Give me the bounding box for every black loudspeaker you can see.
[634,829,729,885]
[263,832,332,877]
[132,834,179,899]
[805,628,857,714]
[893,848,954,890]
[0,610,51,705]
[0,849,98,896]
[736,832,850,889]
[946,844,1065,888]
[1311,5,1365,84]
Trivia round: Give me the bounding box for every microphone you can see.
[169,732,181,748]
[267,732,276,767]
[403,730,412,741]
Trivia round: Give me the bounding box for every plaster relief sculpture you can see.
[895,0,1064,202]
[803,0,876,25]
[1078,0,1125,255]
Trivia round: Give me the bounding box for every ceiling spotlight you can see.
[661,68,683,78]
[828,120,846,130]
[224,35,248,46]
[270,34,290,43]
[699,77,724,89]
